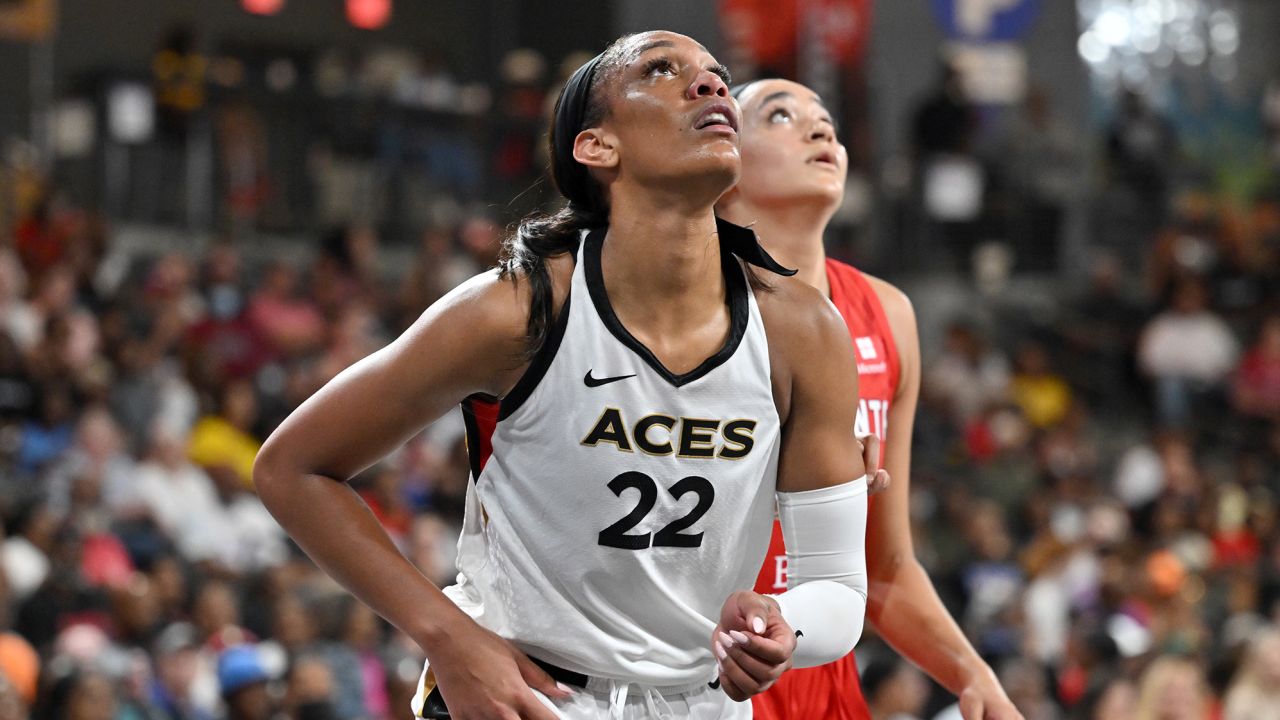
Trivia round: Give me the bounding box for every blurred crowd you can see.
[855,187,1280,718]
[0,31,1278,720]
[0,209,504,719]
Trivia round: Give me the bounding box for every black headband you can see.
[551,52,607,213]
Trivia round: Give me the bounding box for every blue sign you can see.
[930,0,1042,42]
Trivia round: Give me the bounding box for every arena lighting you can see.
[346,0,391,30]
[242,0,285,15]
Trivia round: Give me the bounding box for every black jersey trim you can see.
[461,397,484,481]
[583,227,750,388]
[498,292,572,420]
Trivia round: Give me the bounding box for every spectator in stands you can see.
[12,194,67,285]
[133,423,223,563]
[1007,88,1081,274]
[998,657,1062,720]
[1223,627,1280,719]
[1072,676,1137,720]
[218,644,275,720]
[959,499,1024,656]
[912,60,976,159]
[193,580,253,651]
[0,250,37,354]
[339,599,389,720]
[1,501,55,603]
[1061,254,1146,407]
[397,226,458,331]
[1138,276,1239,429]
[0,633,38,713]
[34,668,119,720]
[150,621,217,720]
[182,283,267,390]
[1104,90,1177,258]
[187,379,261,488]
[246,262,326,359]
[860,658,928,720]
[203,463,289,574]
[1233,314,1280,422]
[927,320,1011,423]
[1134,655,1211,720]
[43,405,137,520]
[12,264,77,358]
[0,334,33,429]
[310,596,367,720]
[1012,342,1073,429]
[286,655,338,720]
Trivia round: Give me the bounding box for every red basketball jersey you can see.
[751,259,899,720]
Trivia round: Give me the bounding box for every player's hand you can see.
[429,619,571,719]
[859,434,891,495]
[711,591,796,701]
[958,674,1024,720]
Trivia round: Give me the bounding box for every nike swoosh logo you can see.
[795,630,804,638]
[708,678,721,690]
[584,370,636,388]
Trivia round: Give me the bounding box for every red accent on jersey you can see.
[462,397,500,478]
[751,259,899,720]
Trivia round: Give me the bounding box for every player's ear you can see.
[573,128,619,170]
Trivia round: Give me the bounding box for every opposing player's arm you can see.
[862,277,1021,719]
[254,265,571,719]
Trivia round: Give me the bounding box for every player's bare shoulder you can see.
[753,272,857,421]
[396,253,575,399]
[859,272,920,385]
[860,273,917,335]
[754,273,846,341]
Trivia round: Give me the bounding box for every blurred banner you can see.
[928,0,1041,41]
[0,0,55,41]
[929,0,1042,104]
[719,0,871,74]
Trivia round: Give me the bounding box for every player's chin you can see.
[692,143,741,176]
[809,182,844,206]
[674,153,741,197]
[775,181,842,206]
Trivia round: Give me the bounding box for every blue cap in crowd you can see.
[218,645,271,695]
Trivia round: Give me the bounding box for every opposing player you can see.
[254,34,875,719]
[717,79,1023,720]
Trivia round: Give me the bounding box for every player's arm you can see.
[864,277,1021,720]
[713,282,869,700]
[770,286,870,660]
[253,268,568,720]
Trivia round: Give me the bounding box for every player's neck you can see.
[602,193,726,333]
[729,201,832,297]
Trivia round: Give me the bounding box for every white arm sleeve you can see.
[771,476,869,668]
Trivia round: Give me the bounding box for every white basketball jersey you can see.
[446,228,781,688]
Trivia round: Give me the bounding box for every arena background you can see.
[0,0,1278,718]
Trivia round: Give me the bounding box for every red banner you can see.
[719,0,871,70]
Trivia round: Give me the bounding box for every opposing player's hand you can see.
[711,591,796,701]
[958,675,1024,720]
[859,434,891,495]
[429,620,571,719]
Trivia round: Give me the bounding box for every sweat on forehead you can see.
[620,31,709,62]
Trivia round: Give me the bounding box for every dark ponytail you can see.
[498,36,637,356]
[497,205,603,356]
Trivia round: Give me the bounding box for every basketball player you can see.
[717,79,1023,720]
[254,34,876,720]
